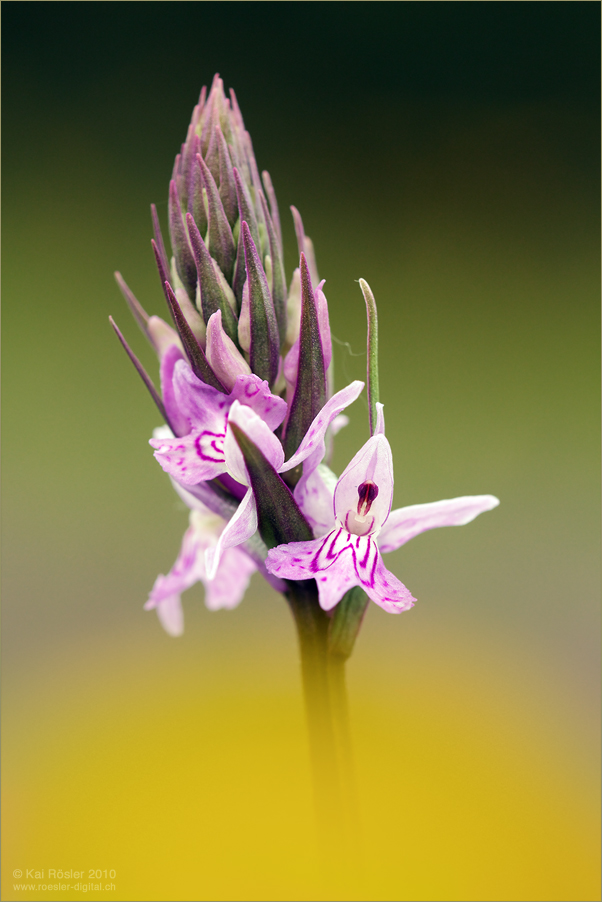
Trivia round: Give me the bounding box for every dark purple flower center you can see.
[357,480,379,517]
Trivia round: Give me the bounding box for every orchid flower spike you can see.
[111,75,499,647]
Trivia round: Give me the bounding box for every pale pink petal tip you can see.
[378,494,500,554]
[155,595,184,637]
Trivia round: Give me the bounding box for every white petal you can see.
[294,463,337,538]
[156,595,184,637]
[204,545,257,610]
[280,380,364,476]
[224,401,285,486]
[205,488,258,579]
[378,495,500,553]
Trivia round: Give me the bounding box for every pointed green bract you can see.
[260,193,287,344]
[229,422,313,549]
[197,156,236,282]
[242,222,279,386]
[187,144,208,238]
[187,214,239,344]
[164,282,226,392]
[109,316,173,431]
[216,125,238,227]
[284,254,326,463]
[359,278,380,437]
[114,271,149,337]
[261,170,282,247]
[233,167,260,251]
[168,180,197,303]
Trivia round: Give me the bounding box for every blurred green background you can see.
[2,3,600,900]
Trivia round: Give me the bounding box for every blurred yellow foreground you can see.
[3,616,598,902]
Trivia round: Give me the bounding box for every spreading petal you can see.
[144,521,205,636]
[205,487,258,579]
[315,559,360,611]
[172,358,231,425]
[205,544,257,610]
[149,425,227,485]
[145,508,258,632]
[280,380,364,476]
[353,535,416,613]
[378,494,500,553]
[160,344,188,436]
[152,368,287,485]
[156,596,184,637]
[265,535,324,581]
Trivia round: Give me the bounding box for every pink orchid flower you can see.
[266,405,499,613]
[205,380,365,579]
[149,351,287,486]
[144,508,257,637]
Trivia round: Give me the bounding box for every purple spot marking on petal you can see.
[357,535,372,570]
[309,531,337,574]
[194,430,226,463]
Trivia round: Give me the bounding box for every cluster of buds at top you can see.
[112,76,499,642]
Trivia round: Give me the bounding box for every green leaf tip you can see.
[359,278,380,437]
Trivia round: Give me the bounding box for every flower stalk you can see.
[287,581,361,837]
[111,74,500,829]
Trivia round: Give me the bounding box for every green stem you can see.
[286,582,360,845]
[328,654,359,824]
[287,583,341,827]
